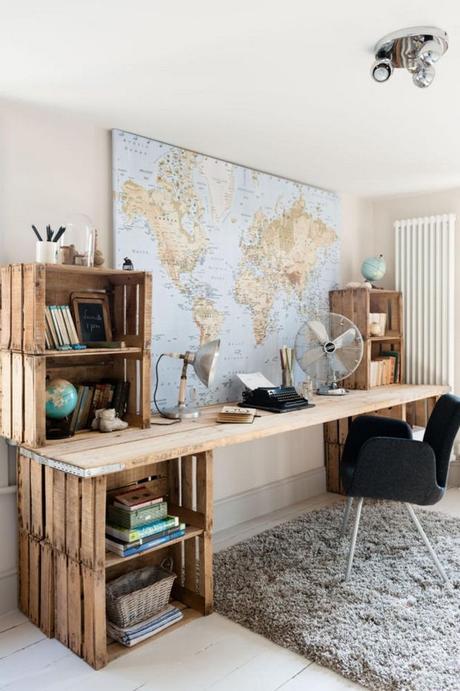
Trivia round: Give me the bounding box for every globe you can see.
[46,378,78,419]
[361,254,386,282]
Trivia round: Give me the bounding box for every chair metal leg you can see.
[345,497,363,581]
[404,503,451,587]
[341,496,353,536]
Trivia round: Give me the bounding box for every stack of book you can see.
[107,604,184,646]
[45,304,84,350]
[370,350,399,386]
[70,381,129,433]
[106,483,186,558]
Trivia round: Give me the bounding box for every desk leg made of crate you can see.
[16,449,214,670]
[324,394,440,493]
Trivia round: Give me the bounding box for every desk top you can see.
[21,384,447,476]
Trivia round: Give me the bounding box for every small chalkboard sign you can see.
[71,292,112,343]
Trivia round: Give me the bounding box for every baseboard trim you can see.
[214,466,326,533]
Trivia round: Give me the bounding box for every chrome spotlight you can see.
[371,26,448,88]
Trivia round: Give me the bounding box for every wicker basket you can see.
[106,559,176,628]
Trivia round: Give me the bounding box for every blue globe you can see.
[46,378,78,419]
[361,254,386,282]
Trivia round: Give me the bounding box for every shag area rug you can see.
[214,502,460,691]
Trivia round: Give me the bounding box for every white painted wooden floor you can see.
[1,488,459,691]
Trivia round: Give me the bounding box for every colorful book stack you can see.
[106,483,186,558]
[45,304,85,350]
[370,350,400,387]
[107,604,184,646]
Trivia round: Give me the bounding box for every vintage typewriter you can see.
[240,386,314,413]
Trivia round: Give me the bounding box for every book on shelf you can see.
[107,500,168,529]
[106,524,186,557]
[106,515,180,543]
[46,305,83,350]
[69,381,130,432]
[370,354,399,387]
[107,605,184,646]
[112,483,164,510]
[216,406,256,424]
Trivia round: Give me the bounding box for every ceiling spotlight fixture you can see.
[371,26,448,88]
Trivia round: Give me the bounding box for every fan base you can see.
[317,385,348,396]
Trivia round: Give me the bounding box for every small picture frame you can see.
[71,292,112,343]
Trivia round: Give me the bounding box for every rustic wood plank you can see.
[82,567,107,669]
[11,352,24,443]
[326,442,340,493]
[415,398,427,428]
[181,455,197,592]
[30,460,44,539]
[28,537,41,626]
[67,559,82,657]
[80,478,95,568]
[53,469,66,553]
[0,351,11,439]
[18,530,29,615]
[23,355,46,447]
[44,466,54,543]
[93,476,106,570]
[196,451,213,613]
[17,453,31,532]
[0,265,11,350]
[23,263,46,353]
[10,264,23,351]
[168,457,183,586]
[65,475,80,562]
[54,551,68,646]
[40,541,54,637]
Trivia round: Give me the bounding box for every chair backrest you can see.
[423,393,460,487]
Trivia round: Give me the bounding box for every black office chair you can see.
[340,393,460,585]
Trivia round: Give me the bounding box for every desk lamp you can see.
[162,339,220,419]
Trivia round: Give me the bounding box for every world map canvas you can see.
[112,129,341,408]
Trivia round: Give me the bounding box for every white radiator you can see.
[395,214,455,388]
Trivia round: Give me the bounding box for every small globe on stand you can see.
[46,378,78,419]
[361,254,386,285]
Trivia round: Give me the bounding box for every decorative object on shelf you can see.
[155,339,220,419]
[106,560,177,628]
[93,231,105,266]
[369,312,387,337]
[361,254,386,284]
[71,291,112,342]
[280,346,294,386]
[33,224,66,264]
[45,378,78,419]
[65,212,95,266]
[295,313,363,395]
[92,408,129,432]
[122,257,134,271]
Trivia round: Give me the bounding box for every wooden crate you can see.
[330,288,404,390]
[16,449,213,669]
[1,349,150,446]
[1,264,152,354]
[0,263,152,446]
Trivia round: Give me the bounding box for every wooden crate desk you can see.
[16,384,446,669]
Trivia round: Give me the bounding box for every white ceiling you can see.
[2,0,460,196]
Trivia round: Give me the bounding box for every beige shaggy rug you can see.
[214,501,460,691]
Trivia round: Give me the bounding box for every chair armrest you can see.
[350,437,441,505]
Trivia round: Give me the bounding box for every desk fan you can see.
[295,313,363,395]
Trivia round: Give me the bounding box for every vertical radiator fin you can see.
[394,214,455,388]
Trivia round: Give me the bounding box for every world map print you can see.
[112,129,340,408]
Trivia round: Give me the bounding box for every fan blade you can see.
[300,346,324,370]
[308,320,330,344]
[332,327,356,350]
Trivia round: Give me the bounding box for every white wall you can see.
[370,188,460,396]
[0,99,369,612]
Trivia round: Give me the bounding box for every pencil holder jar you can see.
[36,240,58,264]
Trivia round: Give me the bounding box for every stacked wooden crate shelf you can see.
[329,287,404,390]
[16,446,213,668]
[0,263,152,446]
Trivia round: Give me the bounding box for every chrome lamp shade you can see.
[161,339,220,419]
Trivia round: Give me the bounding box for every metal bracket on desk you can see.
[19,447,125,477]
